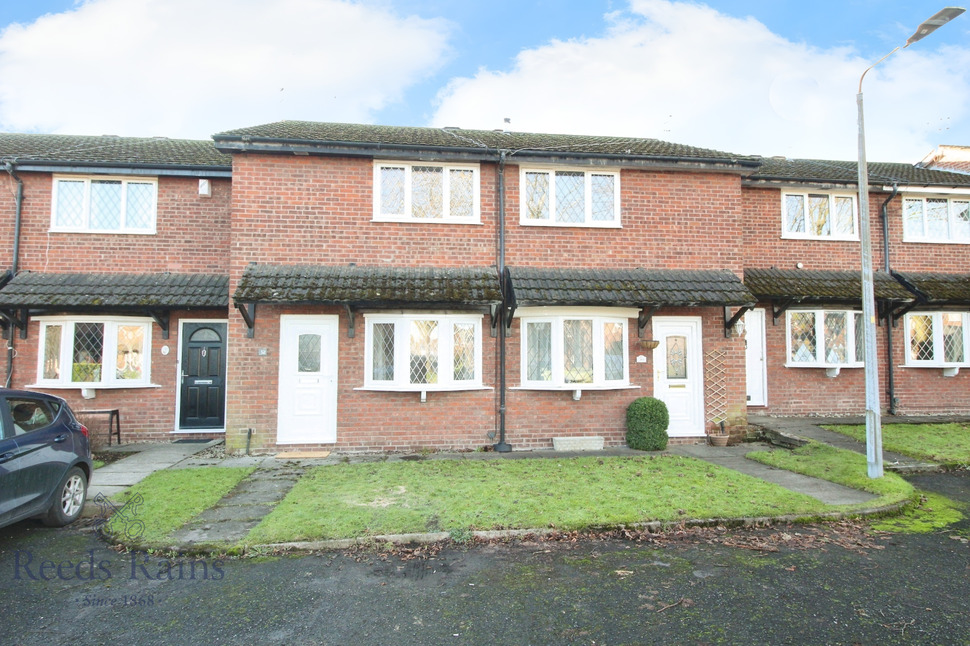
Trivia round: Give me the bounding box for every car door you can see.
[0,410,22,525]
[0,396,73,523]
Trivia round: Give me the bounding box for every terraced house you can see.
[1,122,968,453]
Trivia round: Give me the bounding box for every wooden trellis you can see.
[705,348,728,425]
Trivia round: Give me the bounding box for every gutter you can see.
[3,160,23,388]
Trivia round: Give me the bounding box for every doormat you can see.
[276,450,332,459]
[173,439,214,444]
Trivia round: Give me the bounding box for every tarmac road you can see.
[1,471,968,646]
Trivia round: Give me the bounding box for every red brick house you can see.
[1,124,968,452]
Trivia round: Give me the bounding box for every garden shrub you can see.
[626,397,669,451]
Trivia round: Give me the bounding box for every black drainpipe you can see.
[493,150,512,452]
[881,184,899,414]
[3,160,23,388]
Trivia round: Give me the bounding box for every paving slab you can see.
[668,442,878,505]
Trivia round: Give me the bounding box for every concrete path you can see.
[83,439,223,515]
[667,442,878,505]
[749,415,942,472]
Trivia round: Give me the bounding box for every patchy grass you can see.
[246,456,831,544]
[747,442,915,508]
[106,467,254,545]
[870,492,965,533]
[824,423,970,464]
[92,460,105,470]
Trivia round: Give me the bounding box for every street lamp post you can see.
[856,7,965,479]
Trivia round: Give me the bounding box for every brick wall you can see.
[3,172,230,274]
[10,311,227,442]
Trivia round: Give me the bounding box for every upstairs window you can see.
[36,317,153,387]
[782,192,856,240]
[374,162,480,223]
[521,168,620,227]
[786,310,864,368]
[903,197,970,243]
[51,176,157,234]
[905,312,968,366]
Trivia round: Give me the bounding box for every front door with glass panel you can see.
[652,317,705,436]
[179,322,227,430]
[277,315,338,444]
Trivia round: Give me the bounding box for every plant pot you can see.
[708,434,729,447]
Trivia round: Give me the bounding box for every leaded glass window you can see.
[787,310,864,367]
[906,312,970,366]
[521,168,619,226]
[783,192,856,240]
[520,313,628,388]
[37,318,153,386]
[903,197,970,243]
[375,163,479,222]
[51,176,156,233]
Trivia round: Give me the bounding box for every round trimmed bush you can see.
[626,397,669,451]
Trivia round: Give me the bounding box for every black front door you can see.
[179,323,227,429]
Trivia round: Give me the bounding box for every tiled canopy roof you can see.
[750,158,970,188]
[233,264,502,307]
[743,268,914,302]
[0,133,231,169]
[894,272,970,304]
[214,120,758,166]
[506,267,754,307]
[0,272,229,309]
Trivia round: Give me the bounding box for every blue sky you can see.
[1,1,968,162]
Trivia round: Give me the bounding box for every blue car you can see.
[0,389,93,528]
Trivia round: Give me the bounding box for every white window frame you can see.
[361,312,485,391]
[50,175,158,234]
[517,307,632,390]
[33,316,154,388]
[372,161,481,224]
[904,311,970,367]
[785,309,864,369]
[519,167,621,228]
[781,191,858,241]
[902,195,970,244]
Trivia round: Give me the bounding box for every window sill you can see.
[371,217,483,225]
[519,220,622,229]
[511,384,640,392]
[901,238,970,245]
[784,364,863,370]
[780,234,859,243]
[902,364,967,376]
[48,228,157,235]
[355,384,492,403]
[26,383,162,390]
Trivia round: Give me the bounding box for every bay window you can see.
[520,311,629,388]
[36,317,153,387]
[905,312,969,366]
[364,313,483,390]
[786,310,864,368]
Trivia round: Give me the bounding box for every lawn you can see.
[105,467,254,545]
[245,455,834,544]
[824,422,970,464]
[747,441,915,508]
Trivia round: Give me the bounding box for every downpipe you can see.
[880,185,899,415]
[3,161,23,388]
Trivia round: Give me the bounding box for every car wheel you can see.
[43,466,87,527]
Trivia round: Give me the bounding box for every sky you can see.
[0,0,968,163]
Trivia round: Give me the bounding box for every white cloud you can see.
[0,0,452,138]
[430,0,970,163]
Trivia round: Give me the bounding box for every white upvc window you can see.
[373,162,480,223]
[520,167,620,227]
[35,317,153,387]
[786,310,864,368]
[782,192,857,240]
[903,196,970,243]
[363,313,483,391]
[905,312,969,366]
[519,309,629,389]
[50,176,157,234]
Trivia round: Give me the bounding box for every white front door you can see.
[277,315,338,445]
[652,317,704,437]
[744,308,768,407]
